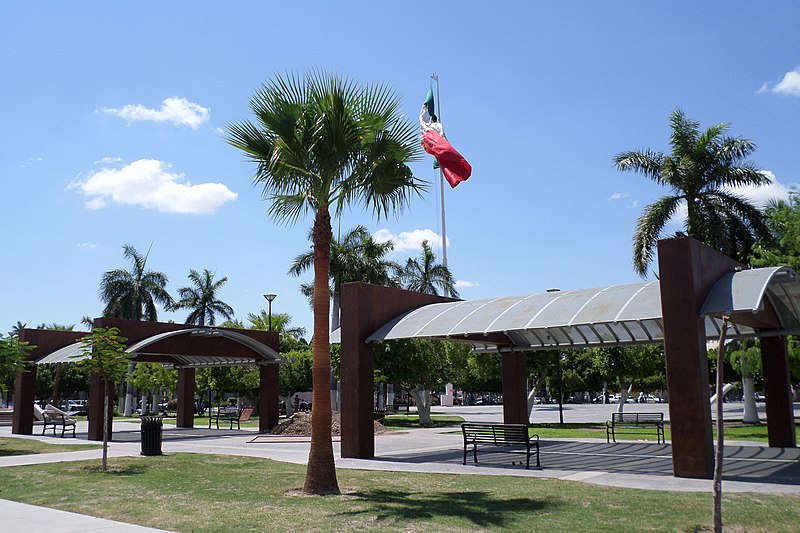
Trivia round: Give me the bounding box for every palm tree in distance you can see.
[99,244,173,320]
[401,240,460,298]
[615,108,774,277]
[289,225,400,331]
[227,71,423,495]
[171,269,234,327]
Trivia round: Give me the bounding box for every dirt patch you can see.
[270,412,390,436]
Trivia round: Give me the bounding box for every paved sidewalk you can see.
[0,498,174,533]
[1,404,798,531]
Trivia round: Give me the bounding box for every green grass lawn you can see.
[0,437,100,456]
[527,422,800,443]
[0,453,796,532]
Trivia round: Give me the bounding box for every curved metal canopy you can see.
[365,267,800,352]
[34,328,284,367]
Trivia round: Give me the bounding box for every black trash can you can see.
[140,416,164,456]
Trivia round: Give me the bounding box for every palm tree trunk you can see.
[303,209,340,495]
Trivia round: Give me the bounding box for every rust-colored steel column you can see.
[658,236,740,479]
[11,363,37,435]
[176,367,196,428]
[340,282,455,458]
[760,336,796,448]
[87,373,114,441]
[259,364,280,433]
[502,352,528,424]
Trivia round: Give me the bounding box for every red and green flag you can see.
[419,88,472,188]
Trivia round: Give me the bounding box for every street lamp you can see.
[263,293,277,331]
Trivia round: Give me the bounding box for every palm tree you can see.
[400,240,460,298]
[171,269,235,326]
[227,71,423,495]
[615,108,774,277]
[99,244,173,320]
[289,225,400,331]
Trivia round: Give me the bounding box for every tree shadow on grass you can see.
[340,489,559,529]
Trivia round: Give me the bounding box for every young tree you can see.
[171,269,234,326]
[615,109,773,277]
[74,327,129,471]
[228,71,423,495]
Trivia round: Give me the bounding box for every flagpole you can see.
[431,73,449,297]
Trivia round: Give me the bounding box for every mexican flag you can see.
[420,88,472,188]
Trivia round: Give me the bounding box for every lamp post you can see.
[263,293,277,331]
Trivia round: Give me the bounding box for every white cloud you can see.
[773,67,800,97]
[102,97,210,128]
[758,67,800,97]
[726,171,792,207]
[77,242,98,249]
[94,156,122,165]
[373,228,447,252]
[69,159,238,214]
[454,280,479,289]
[609,192,629,200]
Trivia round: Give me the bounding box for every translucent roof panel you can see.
[366,267,800,352]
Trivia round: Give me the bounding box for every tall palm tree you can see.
[228,71,423,495]
[171,269,234,326]
[99,244,173,320]
[246,310,307,339]
[289,225,400,331]
[615,108,774,277]
[400,240,460,298]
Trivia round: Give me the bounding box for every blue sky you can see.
[2,2,799,338]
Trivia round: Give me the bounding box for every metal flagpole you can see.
[431,73,449,297]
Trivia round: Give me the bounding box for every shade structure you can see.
[363,267,800,352]
[32,327,284,367]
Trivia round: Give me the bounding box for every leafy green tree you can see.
[171,269,234,326]
[0,334,35,406]
[750,193,800,271]
[279,349,313,415]
[375,339,463,424]
[131,363,177,413]
[74,327,129,471]
[615,108,773,277]
[400,240,460,298]
[289,225,399,330]
[591,345,665,411]
[99,244,173,320]
[228,71,422,495]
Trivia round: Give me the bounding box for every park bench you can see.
[606,412,665,444]
[461,422,540,469]
[211,407,252,430]
[42,406,77,438]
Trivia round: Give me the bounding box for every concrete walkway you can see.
[1,404,798,532]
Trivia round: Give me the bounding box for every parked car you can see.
[60,399,88,415]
